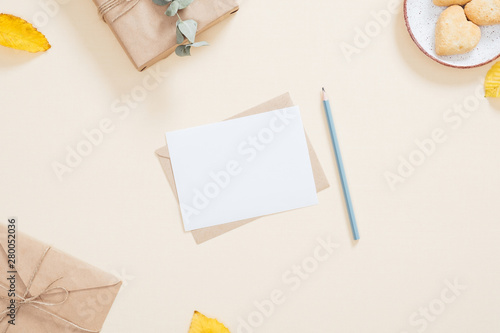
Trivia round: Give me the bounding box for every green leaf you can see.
[176,0,194,9]
[190,41,209,47]
[165,1,179,16]
[152,0,171,5]
[177,19,197,43]
[175,45,191,57]
[175,41,208,57]
[176,25,184,44]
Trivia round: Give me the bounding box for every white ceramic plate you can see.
[404,0,500,68]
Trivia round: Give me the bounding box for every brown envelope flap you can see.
[0,225,120,298]
[155,145,170,159]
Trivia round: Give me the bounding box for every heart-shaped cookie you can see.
[465,0,500,25]
[433,0,471,6]
[435,5,481,56]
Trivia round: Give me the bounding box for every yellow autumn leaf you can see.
[485,61,500,98]
[188,311,231,333]
[0,13,51,52]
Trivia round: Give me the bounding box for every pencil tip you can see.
[321,87,328,101]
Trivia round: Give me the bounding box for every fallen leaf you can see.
[188,311,230,333]
[0,13,51,53]
[485,61,500,97]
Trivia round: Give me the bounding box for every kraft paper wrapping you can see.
[91,0,239,71]
[156,93,330,244]
[0,225,121,332]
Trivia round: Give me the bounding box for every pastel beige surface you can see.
[435,5,481,56]
[1,0,500,332]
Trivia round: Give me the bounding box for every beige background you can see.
[1,0,500,332]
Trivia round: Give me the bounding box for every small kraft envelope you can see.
[0,225,121,332]
[156,93,330,244]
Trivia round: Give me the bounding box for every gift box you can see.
[91,0,239,71]
[0,225,121,332]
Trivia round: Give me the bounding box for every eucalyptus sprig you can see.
[152,0,208,56]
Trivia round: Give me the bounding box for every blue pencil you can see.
[322,88,360,240]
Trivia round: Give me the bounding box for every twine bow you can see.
[97,0,141,23]
[0,247,101,333]
[0,278,68,309]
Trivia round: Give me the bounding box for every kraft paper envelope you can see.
[0,225,121,332]
[155,93,330,244]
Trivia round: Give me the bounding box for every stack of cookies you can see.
[434,0,500,56]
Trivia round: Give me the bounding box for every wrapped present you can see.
[91,0,239,71]
[0,225,121,332]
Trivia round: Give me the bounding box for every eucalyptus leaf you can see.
[175,25,184,44]
[175,45,191,57]
[152,0,171,5]
[176,19,197,43]
[165,0,179,16]
[175,41,208,57]
[176,0,194,9]
[190,41,209,47]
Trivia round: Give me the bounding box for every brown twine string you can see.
[97,0,141,23]
[0,247,103,333]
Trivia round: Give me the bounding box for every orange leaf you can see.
[0,13,51,52]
